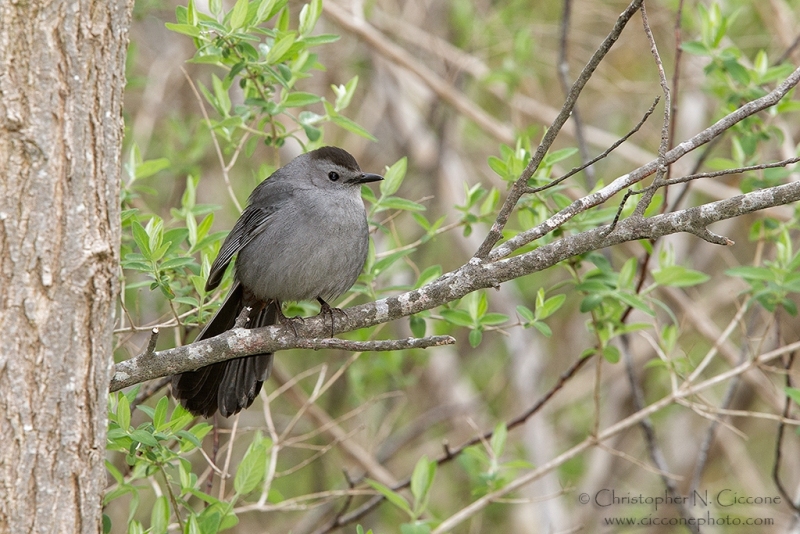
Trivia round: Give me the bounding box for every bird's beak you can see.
[357,173,384,184]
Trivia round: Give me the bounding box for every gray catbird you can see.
[172,146,383,417]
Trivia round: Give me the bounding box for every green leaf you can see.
[726,266,775,282]
[211,74,232,116]
[117,395,131,430]
[616,292,655,316]
[160,257,196,271]
[516,305,535,322]
[440,309,473,327]
[618,257,637,289]
[410,456,436,517]
[380,157,408,197]
[298,0,322,36]
[532,321,552,337]
[410,315,426,338]
[579,293,604,313]
[487,156,507,178]
[184,514,200,534]
[480,313,509,325]
[366,479,413,518]
[130,429,159,447]
[490,423,507,457]
[723,58,750,85]
[372,249,414,275]
[283,91,322,107]
[653,265,710,287]
[543,147,578,166]
[538,294,566,319]
[400,522,432,534]
[135,158,170,180]
[266,31,297,64]
[256,0,280,22]
[415,265,442,288]
[681,40,710,55]
[229,0,250,30]
[153,396,169,431]
[234,432,269,494]
[210,0,223,17]
[168,403,195,432]
[165,23,201,37]
[303,33,341,47]
[330,113,377,141]
[301,122,321,142]
[150,496,169,534]
[131,221,151,258]
[468,328,483,347]
[332,76,359,111]
[602,345,620,363]
[785,387,800,407]
[378,197,426,212]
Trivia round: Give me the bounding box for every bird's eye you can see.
[328,171,340,182]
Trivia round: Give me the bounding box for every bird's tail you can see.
[171,282,278,417]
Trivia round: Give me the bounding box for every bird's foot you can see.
[317,298,347,337]
[275,305,304,336]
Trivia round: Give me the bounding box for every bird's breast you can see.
[235,193,370,303]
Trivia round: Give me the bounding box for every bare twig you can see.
[632,157,800,192]
[665,0,686,195]
[632,2,672,219]
[621,337,699,533]
[430,340,800,533]
[181,67,242,212]
[772,350,800,513]
[322,1,514,143]
[557,0,595,184]
[489,64,800,261]
[131,376,171,408]
[474,0,646,260]
[526,97,660,196]
[316,354,592,532]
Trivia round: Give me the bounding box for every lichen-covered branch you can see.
[111,179,800,390]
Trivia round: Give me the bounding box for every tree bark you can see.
[0,1,132,532]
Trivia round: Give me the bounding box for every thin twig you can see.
[131,376,171,409]
[776,32,800,65]
[473,0,646,259]
[622,336,699,533]
[630,157,800,193]
[489,64,800,261]
[557,0,595,184]
[316,353,592,532]
[181,67,242,212]
[664,0,686,202]
[772,349,800,513]
[430,340,800,533]
[218,413,240,499]
[633,2,672,219]
[526,97,660,196]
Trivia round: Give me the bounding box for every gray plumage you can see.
[171,147,382,417]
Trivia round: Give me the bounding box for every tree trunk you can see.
[0,1,132,532]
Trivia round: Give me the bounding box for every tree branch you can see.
[489,64,800,261]
[111,178,800,391]
[111,336,454,391]
[474,0,646,259]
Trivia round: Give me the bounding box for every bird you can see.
[171,146,383,417]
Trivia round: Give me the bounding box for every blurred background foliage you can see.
[108,0,800,532]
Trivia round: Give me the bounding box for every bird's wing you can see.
[205,184,294,291]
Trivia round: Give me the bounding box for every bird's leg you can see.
[317,297,346,337]
[274,300,304,336]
